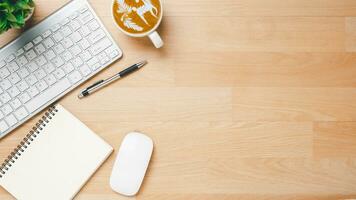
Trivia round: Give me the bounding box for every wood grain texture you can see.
[1,0,356,199]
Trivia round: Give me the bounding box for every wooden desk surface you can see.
[1,0,356,199]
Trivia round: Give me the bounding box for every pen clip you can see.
[87,80,104,90]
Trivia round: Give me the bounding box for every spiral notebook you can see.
[0,104,113,200]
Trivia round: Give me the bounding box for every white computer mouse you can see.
[110,132,153,196]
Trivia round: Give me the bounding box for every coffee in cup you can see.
[112,0,164,48]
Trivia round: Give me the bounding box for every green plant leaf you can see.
[0,19,7,31]
[15,12,24,25]
[6,13,17,22]
[10,21,22,29]
[0,19,10,33]
[0,0,33,33]
[16,1,32,10]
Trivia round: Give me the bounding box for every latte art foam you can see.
[113,0,162,34]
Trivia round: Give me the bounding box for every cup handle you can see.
[148,31,164,48]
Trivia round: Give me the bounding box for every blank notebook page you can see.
[0,104,113,200]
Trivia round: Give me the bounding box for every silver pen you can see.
[78,60,147,98]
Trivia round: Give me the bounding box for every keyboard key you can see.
[25,74,38,86]
[27,62,39,72]
[33,36,43,44]
[44,50,56,61]
[8,62,19,72]
[8,73,21,84]
[52,56,64,67]
[62,38,74,48]
[42,30,51,38]
[107,49,120,58]
[62,51,73,61]
[88,29,105,44]
[100,55,110,65]
[44,74,57,86]
[26,78,71,113]
[18,67,30,78]
[34,43,46,55]
[70,45,82,56]
[43,63,55,74]
[79,38,90,49]
[88,20,100,31]
[0,68,10,79]
[61,17,70,26]
[5,54,15,63]
[17,56,28,66]
[0,93,11,104]
[5,114,17,127]
[16,48,25,56]
[0,80,11,90]
[2,104,13,115]
[79,65,91,76]
[79,25,91,36]
[10,99,22,110]
[80,11,93,24]
[97,52,107,61]
[53,31,64,42]
[91,62,101,71]
[44,74,57,85]
[80,51,91,61]
[70,12,79,19]
[0,61,6,68]
[8,86,20,98]
[17,80,29,91]
[104,46,118,55]
[14,107,29,121]
[54,44,65,54]
[80,6,88,13]
[61,26,72,37]
[19,92,31,103]
[51,23,61,32]
[98,52,110,65]
[69,20,81,30]
[90,38,112,55]
[43,38,55,48]
[87,57,99,69]
[35,55,47,66]
[25,49,37,61]
[28,86,39,97]
[63,63,74,73]
[34,69,47,80]
[0,121,9,132]
[68,71,82,84]
[54,68,66,79]
[70,32,82,43]
[72,57,83,67]
[24,42,34,51]
[35,80,48,92]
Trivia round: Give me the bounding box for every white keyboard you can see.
[0,0,122,139]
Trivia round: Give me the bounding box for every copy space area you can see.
[1,0,356,199]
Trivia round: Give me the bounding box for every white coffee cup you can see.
[111,0,164,48]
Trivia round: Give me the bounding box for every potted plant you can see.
[0,0,35,34]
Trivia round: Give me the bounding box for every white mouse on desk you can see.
[110,132,154,196]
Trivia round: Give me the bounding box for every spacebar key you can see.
[25,78,71,113]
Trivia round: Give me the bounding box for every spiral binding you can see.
[0,105,58,178]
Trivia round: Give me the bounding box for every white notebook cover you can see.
[0,104,113,200]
